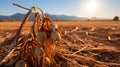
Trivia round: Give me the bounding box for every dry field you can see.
[0,21,120,67]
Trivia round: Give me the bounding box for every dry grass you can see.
[0,21,120,67]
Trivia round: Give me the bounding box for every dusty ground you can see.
[0,21,120,66]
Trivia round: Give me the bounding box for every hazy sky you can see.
[0,0,120,18]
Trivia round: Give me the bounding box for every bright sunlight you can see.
[87,0,97,12]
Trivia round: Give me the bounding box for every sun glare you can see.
[87,0,97,12]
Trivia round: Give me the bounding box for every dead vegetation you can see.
[1,22,120,67]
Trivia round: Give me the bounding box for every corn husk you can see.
[34,45,42,56]
[5,59,17,67]
[37,31,47,41]
[51,31,61,41]
[48,23,58,31]
[15,60,27,67]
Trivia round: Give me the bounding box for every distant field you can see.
[54,21,120,26]
[0,21,120,28]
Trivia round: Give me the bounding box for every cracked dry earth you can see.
[0,22,120,67]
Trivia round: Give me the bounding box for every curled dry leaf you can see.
[45,57,51,64]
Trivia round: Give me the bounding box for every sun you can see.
[87,0,97,12]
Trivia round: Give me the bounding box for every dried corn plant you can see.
[0,4,61,67]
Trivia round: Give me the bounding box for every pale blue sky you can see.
[0,0,120,18]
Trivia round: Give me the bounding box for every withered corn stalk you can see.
[0,3,61,67]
